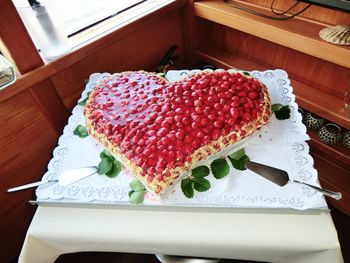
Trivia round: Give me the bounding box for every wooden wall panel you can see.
[200,20,350,99]
[51,11,185,110]
[181,0,195,68]
[0,0,43,73]
[29,80,69,134]
[311,150,350,216]
[0,91,60,263]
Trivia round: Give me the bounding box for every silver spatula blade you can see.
[245,160,289,186]
[58,166,98,186]
[244,160,342,200]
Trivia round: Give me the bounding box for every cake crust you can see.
[84,70,271,194]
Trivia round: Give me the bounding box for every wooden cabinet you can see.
[191,0,350,214]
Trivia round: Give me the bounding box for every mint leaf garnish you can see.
[98,157,113,175]
[271,103,291,120]
[180,148,252,198]
[73,125,88,138]
[210,158,230,179]
[78,91,91,106]
[130,179,146,191]
[129,189,146,204]
[242,71,250,76]
[229,155,250,171]
[100,150,114,160]
[97,150,122,177]
[129,179,146,204]
[157,73,166,79]
[229,148,246,160]
[271,103,283,112]
[274,106,291,120]
[105,160,122,178]
[181,166,211,198]
[228,148,250,171]
[192,177,211,192]
[181,177,194,198]
[192,166,210,178]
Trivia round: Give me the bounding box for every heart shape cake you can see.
[84,70,271,194]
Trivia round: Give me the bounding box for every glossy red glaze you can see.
[86,71,268,177]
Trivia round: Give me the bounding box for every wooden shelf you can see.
[308,130,350,166]
[194,0,350,69]
[312,150,350,215]
[195,45,350,130]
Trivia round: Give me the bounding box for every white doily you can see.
[36,69,327,210]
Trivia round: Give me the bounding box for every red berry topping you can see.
[85,70,270,188]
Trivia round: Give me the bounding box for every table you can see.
[18,69,343,262]
[18,205,343,263]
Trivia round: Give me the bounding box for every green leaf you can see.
[129,190,146,204]
[271,103,284,112]
[271,104,291,120]
[274,105,291,120]
[98,157,113,175]
[191,166,210,178]
[192,177,211,192]
[229,148,246,161]
[78,100,86,106]
[105,160,122,177]
[128,190,135,197]
[181,178,194,198]
[100,150,114,160]
[78,91,91,106]
[229,155,250,171]
[157,73,166,78]
[210,158,230,179]
[129,179,145,191]
[73,125,89,138]
[242,71,250,76]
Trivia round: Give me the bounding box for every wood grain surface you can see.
[0,91,59,262]
[235,0,350,25]
[194,0,350,68]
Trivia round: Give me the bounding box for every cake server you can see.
[7,166,98,192]
[245,160,342,200]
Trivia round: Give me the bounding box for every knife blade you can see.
[7,166,98,192]
[244,160,342,200]
[245,160,289,186]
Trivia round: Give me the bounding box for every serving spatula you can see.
[245,161,342,200]
[7,166,98,192]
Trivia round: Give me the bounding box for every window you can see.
[11,0,148,60]
[52,0,146,36]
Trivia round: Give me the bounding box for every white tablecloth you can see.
[19,205,343,263]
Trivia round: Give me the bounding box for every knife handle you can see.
[7,180,58,192]
[293,180,342,200]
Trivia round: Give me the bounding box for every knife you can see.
[245,160,342,200]
[7,166,98,192]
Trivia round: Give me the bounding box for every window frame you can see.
[0,0,188,101]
